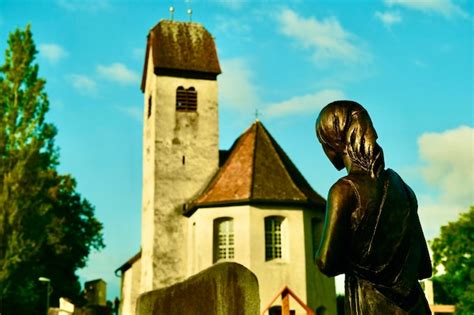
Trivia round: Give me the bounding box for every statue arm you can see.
[316,179,355,277]
[417,216,432,279]
[405,182,432,279]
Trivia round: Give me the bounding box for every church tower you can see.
[140,20,221,292]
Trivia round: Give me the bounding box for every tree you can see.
[0,25,104,314]
[431,206,474,314]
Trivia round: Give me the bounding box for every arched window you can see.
[176,86,197,111]
[213,217,234,262]
[265,216,284,260]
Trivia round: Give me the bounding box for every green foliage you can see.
[0,25,104,314]
[431,206,474,314]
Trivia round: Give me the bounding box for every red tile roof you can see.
[141,20,221,91]
[185,121,325,216]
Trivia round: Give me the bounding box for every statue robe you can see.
[317,169,432,314]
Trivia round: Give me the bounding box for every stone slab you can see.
[136,262,259,315]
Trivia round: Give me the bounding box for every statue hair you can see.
[316,100,385,178]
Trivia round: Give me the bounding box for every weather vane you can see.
[187,8,193,21]
[186,0,193,22]
[255,108,260,121]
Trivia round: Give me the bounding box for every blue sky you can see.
[1,0,472,300]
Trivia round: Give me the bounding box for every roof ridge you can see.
[264,125,325,204]
[186,120,325,216]
[257,123,307,201]
[249,122,259,200]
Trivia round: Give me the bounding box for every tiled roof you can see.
[185,121,325,216]
[141,20,221,91]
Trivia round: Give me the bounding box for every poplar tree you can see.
[0,25,104,314]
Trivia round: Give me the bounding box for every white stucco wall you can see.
[141,47,219,293]
[188,205,336,314]
[120,257,141,315]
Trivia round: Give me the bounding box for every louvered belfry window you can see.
[176,86,197,111]
[265,216,284,260]
[213,218,234,262]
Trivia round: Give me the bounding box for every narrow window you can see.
[147,95,152,118]
[186,87,197,110]
[176,86,197,111]
[213,218,234,262]
[265,216,284,260]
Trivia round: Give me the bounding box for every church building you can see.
[116,19,336,315]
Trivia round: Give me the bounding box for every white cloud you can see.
[418,126,474,205]
[219,58,260,111]
[276,8,370,66]
[68,74,97,95]
[57,0,109,12]
[375,11,402,27]
[214,15,251,39]
[119,106,143,122]
[415,126,474,239]
[39,44,68,63]
[418,196,466,239]
[413,59,428,68]
[97,63,140,85]
[385,0,468,18]
[265,89,345,117]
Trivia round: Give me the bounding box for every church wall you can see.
[189,205,331,313]
[248,205,309,314]
[188,205,251,276]
[120,257,141,315]
[140,49,157,293]
[303,210,337,315]
[141,48,219,292]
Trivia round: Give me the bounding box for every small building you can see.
[84,279,107,306]
[116,19,336,315]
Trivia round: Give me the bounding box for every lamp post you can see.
[38,277,50,315]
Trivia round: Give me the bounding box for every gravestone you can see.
[136,262,259,315]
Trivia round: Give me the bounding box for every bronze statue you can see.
[315,101,432,314]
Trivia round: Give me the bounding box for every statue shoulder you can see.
[386,168,418,209]
[327,177,358,210]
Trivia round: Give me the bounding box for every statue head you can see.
[315,100,384,178]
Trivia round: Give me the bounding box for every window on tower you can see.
[265,216,285,261]
[176,86,197,111]
[213,217,234,262]
[147,95,152,118]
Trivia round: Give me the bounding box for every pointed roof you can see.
[185,121,325,216]
[141,20,221,91]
